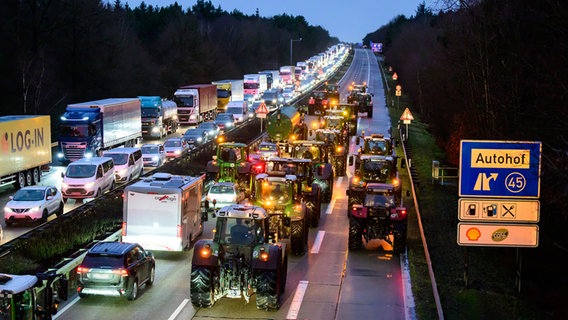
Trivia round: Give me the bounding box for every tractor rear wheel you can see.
[290,219,307,255]
[348,216,363,250]
[255,270,279,310]
[190,266,215,308]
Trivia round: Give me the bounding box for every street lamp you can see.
[290,37,302,65]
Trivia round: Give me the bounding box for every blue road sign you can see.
[459,140,541,198]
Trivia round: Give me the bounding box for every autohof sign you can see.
[459,140,542,198]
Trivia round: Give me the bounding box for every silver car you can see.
[141,144,166,167]
[4,186,64,225]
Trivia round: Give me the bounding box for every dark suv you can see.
[77,242,155,300]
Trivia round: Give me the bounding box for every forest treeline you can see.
[364,1,568,243]
[0,0,336,117]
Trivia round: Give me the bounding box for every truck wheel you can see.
[32,168,41,184]
[255,270,280,310]
[15,172,26,190]
[190,266,215,308]
[25,170,33,186]
[290,219,307,255]
[348,216,363,250]
[126,278,138,301]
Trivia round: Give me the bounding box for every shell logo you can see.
[466,227,481,241]
[491,228,509,242]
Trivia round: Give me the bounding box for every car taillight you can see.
[77,266,90,274]
[177,225,182,238]
[122,222,127,236]
[259,247,269,262]
[113,269,129,276]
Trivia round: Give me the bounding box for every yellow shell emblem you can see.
[466,227,481,241]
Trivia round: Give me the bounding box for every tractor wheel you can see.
[190,266,215,308]
[290,219,307,255]
[322,178,333,202]
[309,187,322,228]
[393,221,408,253]
[255,270,280,310]
[348,216,363,250]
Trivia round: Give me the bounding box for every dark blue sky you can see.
[122,0,428,43]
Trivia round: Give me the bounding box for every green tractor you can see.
[314,129,347,177]
[325,106,357,136]
[356,133,395,157]
[252,172,309,255]
[264,157,323,227]
[288,140,335,202]
[190,204,288,310]
[206,142,253,193]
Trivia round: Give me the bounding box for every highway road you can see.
[49,49,412,320]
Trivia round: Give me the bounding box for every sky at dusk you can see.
[120,0,429,43]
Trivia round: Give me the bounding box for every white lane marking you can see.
[168,298,190,320]
[337,176,343,186]
[401,250,417,320]
[326,199,336,215]
[52,297,80,319]
[286,280,309,319]
[310,231,326,254]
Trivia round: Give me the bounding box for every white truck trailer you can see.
[122,172,206,251]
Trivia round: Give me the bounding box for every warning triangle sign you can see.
[256,102,269,114]
[400,107,414,121]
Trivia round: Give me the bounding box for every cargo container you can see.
[0,115,52,189]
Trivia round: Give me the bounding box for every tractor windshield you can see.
[216,218,260,245]
[257,181,291,205]
[366,140,388,154]
[362,160,390,181]
[293,145,321,161]
[364,193,395,208]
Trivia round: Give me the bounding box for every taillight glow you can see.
[200,244,211,258]
[77,266,90,274]
[113,269,129,276]
[259,248,269,262]
[122,222,127,236]
[177,225,182,238]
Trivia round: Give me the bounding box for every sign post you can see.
[399,107,414,141]
[256,102,269,132]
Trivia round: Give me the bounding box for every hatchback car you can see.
[77,241,155,301]
[206,182,244,212]
[141,143,166,167]
[183,128,208,148]
[197,121,220,139]
[163,137,189,159]
[257,141,280,160]
[214,113,236,132]
[4,186,64,226]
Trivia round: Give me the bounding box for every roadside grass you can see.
[383,63,543,319]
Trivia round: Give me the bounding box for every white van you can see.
[225,100,248,123]
[61,157,116,202]
[103,147,143,183]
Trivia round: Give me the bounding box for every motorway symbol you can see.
[457,223,539,247]
[458,198,540,222]
[459,140,541,198]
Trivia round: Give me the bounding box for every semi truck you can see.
[173,84,217,125]
[243,74,267,99]
[211,79,244,113]
[258,70,280,89]
[279,66,295,85]
[58,98,142,162]
[0,115,52,189]
[122,172,206,252]
[139,96,178,139]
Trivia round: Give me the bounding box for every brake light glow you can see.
[76,266,90,274]
[113,269,129,276]
[200,244,212,258]
[259,247,269,262]
[177,225,182,238]
[122,222,127,236]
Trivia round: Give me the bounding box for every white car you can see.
[206,182,244,212]
[4,186,64,226]
[141,143,166,167]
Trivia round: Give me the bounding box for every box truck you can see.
[0,115,52,189]
[58,98,142,162]
[173,84,217,125]
[279,66,295,85]
[139,96,178,139]
[212,79,244,113]
[122,172,206,251]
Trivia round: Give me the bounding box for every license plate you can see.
[91,273,111,280]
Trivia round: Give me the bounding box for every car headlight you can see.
[175,150,181,155]
[118,169,127,176]
[84,182,95,189]
[152,156,159,161]
[4,207,13,213]
[197,137,202,142]
[151,127,160,133]
[84,152,93,159]
[61,182,68,189]
[226,122,233,127]
[29,206,41,213]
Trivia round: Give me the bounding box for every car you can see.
[141,143,166,167]
[214,113,235,132]
[282,86,296,101]
[257,141,280,160]
[197,121,220,139]
[248,153,266,174]
[183,128,208,148]
[76,241,155,300]
[163,137,189,159]
[4,185,64,226]
[205,182,244,212]
[261,89,285,109]
[0,224,3,241]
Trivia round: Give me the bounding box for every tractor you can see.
[206,142,253,195]
[314,129,347,177]
[288,140,335,202]
[191,205,288,310]
[264,157,322,227]
[346,183,407,253]
[252,172,309,255]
